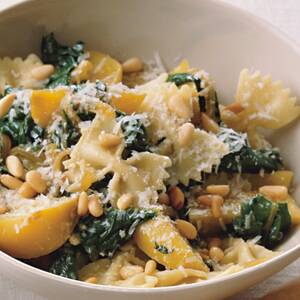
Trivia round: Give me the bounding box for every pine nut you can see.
[175,219,198,240]
[209,246,224,262]
[201,113,220,134]
[206,185,230,197]
[31,64,55,81]
[88,195,103,217]
[78,191,89,216]
[225,102,244,114]
[6,155,25,178]
[208,237,222,249]
[259,185,288,201]
[119,265,143,280]
[168,94,190,119]
[25,170,47,193]
[178,123,194,147]
[99,133,122,148]
[69,233,81,246]
[1,134,11,157]
[85,277,97,284]
[0,94,16,118]
[197,194,224,207]
[0,205,8,214]
[18,182,37,198]
[122,57,143,73]
[144,260,157,275]
[168,186,185,210]
[0,174,23,190]
[71,60,93,83]
[199,249,210,260]
[158,193,170,205]
[211,195,224,218]
[117,193,134,210]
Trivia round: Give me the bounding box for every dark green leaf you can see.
[75,207,156,260]
[41,33,84,88]
[117,113,150,159]
[154,242,173,254]
[218,127,283,173]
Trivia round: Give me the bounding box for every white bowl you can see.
[0,0,300,299]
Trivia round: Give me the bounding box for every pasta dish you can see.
[0,34,299,287]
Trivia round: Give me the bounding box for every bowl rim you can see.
[0,0,300,293]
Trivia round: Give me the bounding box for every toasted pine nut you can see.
[201,113,220,134]
[18,182,37,198]
[259,185,288,201]
[0,93,15,118]
[85,277,97,284]
[69,233,81,246]
[31,64,55,81]
[158,193,170,205]
[209,246,224,262]
[178,123,194,147]
[211,196,224,218]
[0,205,8,214]
[99,133,122,148]
[6,155,25,178]
[225,102,245,114]
[119,265,144,280]
[53,149,70,172]
[0,174,23,190]
[122,57,143,73]
[71,60,93,83]
[168,94,190,119]
[206,185,230,197]
[199,249,210,260]
[88,195,103,217]
[25,170,47,193]
[117,193,134,210]
[78,191,89,216]
[144,260,157,275]
[208,237,222,249]
[168,186,185,210]
[1,134,11,157]
[197,194,213,206]
[175,219,198,240]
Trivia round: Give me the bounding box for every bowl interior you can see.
[0,0,299,278]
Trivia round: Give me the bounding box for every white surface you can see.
[0,0,300,299]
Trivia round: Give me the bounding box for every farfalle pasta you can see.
[0,33,299,288]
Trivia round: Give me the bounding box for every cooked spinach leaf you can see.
[154,243,173,254]
[74,207,156,260]
[51,110,81,149]
[49,245,77,280]
[232,195,291,248]
[42,33,84,88]
[89,173,113,196]
[117,113,150,159]
[218,127,283,173]
[0,98,45,148]
[167,72,206,112]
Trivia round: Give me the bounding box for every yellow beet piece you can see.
[111,92,145,114]
[247,171,294,190]
[0,197,78,259]
[134,217,208,272]
[88,51,122,84]
[31,89,66,128]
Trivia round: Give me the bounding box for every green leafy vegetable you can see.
[218,127,283,173]
[167,72,206,112]
[89,173,113,196]
[154,243,173,254]
[51,110,81,149]
[41,33,84,88]
[49,245,77,280]
[232,195,291,248]
[74,207,156,260]
[117,113,150,159]
[0,98,45,148]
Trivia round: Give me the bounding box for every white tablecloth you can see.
[0,0,300,299]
